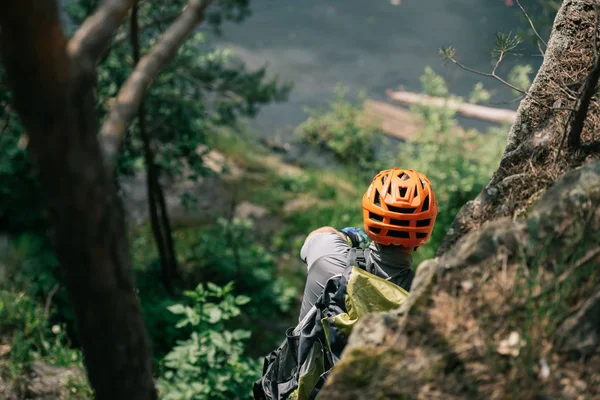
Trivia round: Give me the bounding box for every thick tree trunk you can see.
[0,2,157,399]
[438,0,600,255]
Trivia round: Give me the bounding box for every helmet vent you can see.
[370,227,381,234]
[387,183,392,196]
[388,205,416,214]
[369,212,383,222]
[420,179,426,189]
[391,219,410,227]
[399,187,408,197]
[416,232,427,239]
[416,218,431,227]
[398,172,409,181]
[387,230,410,239]
[422,195,430,212]
[374,190,381,206]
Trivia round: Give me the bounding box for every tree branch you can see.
[445,54,576,112]
[515,0,547,54]
[100,0,214,175]
[567,9,600,149]
[67,0,134,65]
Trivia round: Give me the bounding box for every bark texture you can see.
[438,0,600,256]
[0,2,157,399]
[0,0,215,398]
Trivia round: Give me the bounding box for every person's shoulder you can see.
[300,232,349,264]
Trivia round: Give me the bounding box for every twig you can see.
[554,108,576,163]
[1,115,10,135]
[43,283,60,318]
[67,0,134,65]
[446,55,576,112]
[100,0,215,175]
[446,55,527,95]
[515,0,547,54]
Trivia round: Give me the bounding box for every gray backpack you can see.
[253,248,413,400]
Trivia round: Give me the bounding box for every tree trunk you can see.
[131,0,177,294]
[437,0,600,255]
[0,2,157,399]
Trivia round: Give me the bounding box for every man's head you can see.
[362,168,438,248]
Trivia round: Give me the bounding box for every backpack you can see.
[252,248,412,400]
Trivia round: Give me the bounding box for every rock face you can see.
[26,361,88,399]
[319,160,600,400]
[0,361,89,400]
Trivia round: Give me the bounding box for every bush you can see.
[296,86,382,171]
[0,290,86,383]
[130,217,299,360]
[157,282,260,400]
[175,217,298,319]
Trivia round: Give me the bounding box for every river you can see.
[214,0,544,140]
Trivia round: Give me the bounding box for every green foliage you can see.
[400,67,506,261]
[127,215,298,360]
[4,234,60,299]
[60,0,290,179]
[0,69,45,233]
[508,64,534,95]
[297,86,381,172]
[157,282,260,400]
[176,217,298,317]
[469,82,492,104]
[492,31,524,58]
[1,234,76,334]
[0,289,84,378]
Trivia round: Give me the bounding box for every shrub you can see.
[157,282,260,400]
[296,86,382,171]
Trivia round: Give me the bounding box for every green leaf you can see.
[234,295,251,305]
[206,282,221,296]
[209,331,227,349]
[232,329,251,341]
[176,319,190,329]
[167,304,186,315]
[208,307,223,324]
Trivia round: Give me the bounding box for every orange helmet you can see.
[362,168,438,247]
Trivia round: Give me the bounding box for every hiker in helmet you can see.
[298,168,438,321]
